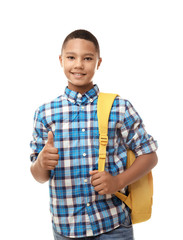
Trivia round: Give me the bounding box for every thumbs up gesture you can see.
[38,131,59,170]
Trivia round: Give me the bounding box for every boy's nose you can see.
[74,59,84,69]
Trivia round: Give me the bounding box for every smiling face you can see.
[59,38,102,93]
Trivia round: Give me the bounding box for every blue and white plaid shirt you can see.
[30,84,158,238]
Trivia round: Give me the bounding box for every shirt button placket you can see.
[79,98,90,209]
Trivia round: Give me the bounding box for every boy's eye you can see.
[67,56,75,60]
[84,57,93,61]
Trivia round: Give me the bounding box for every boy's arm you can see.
[30,153,51,183]
[30,131,59,184]
[90,152,158,195]
[91,99,158,195]
[117,151,158,189]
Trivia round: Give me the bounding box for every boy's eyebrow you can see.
[65,52,95,56]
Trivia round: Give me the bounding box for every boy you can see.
[30,29,158,240]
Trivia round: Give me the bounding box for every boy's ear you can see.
[97,57,102,70]
[59,55,63,67]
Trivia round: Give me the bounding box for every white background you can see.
[0,0,182,239]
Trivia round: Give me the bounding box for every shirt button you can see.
[86,229,93,236]
[77,93,82,98]
[81,106,84,110]
[83,153,86,157]
[84,179,88,183]
[82,128,85,132]
[89,98,93,102]
[87,203,90,207]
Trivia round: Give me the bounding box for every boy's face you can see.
[59,38,102,93]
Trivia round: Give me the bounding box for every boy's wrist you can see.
[31,151,50,183]
[116,173,127,190]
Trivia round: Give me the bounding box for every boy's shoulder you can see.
[112,95,133,109]
[38,93,67,111]
[34,93,67,119]
[98,94,135,117]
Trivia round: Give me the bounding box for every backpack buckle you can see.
[99,135,108,146]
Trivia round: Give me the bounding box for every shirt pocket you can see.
[53,111,78,142]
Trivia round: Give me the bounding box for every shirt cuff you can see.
[30,153,39,162]
[134,139,158,157]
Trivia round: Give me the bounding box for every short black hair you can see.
[61,29,100,57]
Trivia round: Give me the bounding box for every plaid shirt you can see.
[30,84,158,238]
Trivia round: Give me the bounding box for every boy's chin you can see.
[67,80,94,92]
[68,79,92,87]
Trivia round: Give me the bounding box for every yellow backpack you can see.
[97,92,153,224]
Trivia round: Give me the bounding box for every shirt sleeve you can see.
[30,108,48,162]
[120,100,158,157]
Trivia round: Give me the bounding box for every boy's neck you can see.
[67,82,94,94]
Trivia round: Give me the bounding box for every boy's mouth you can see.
[71,72,86,76]
[70,72,87,79]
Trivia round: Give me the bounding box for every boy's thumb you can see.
[47,131,54,146]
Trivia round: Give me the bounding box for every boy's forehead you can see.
[63,38,97,55]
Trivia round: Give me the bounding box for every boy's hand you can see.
[90,170,121,195]
[38,131,59,170]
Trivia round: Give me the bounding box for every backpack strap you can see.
[97,92,132,209]
[97,92,118,172]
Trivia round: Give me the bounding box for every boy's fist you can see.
[38,131,59,170]
[90,170,121,195]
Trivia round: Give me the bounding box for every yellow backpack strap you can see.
[97,92,133,210]
[97,92,118,172]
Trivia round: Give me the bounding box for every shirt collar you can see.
[64,84,100,105]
